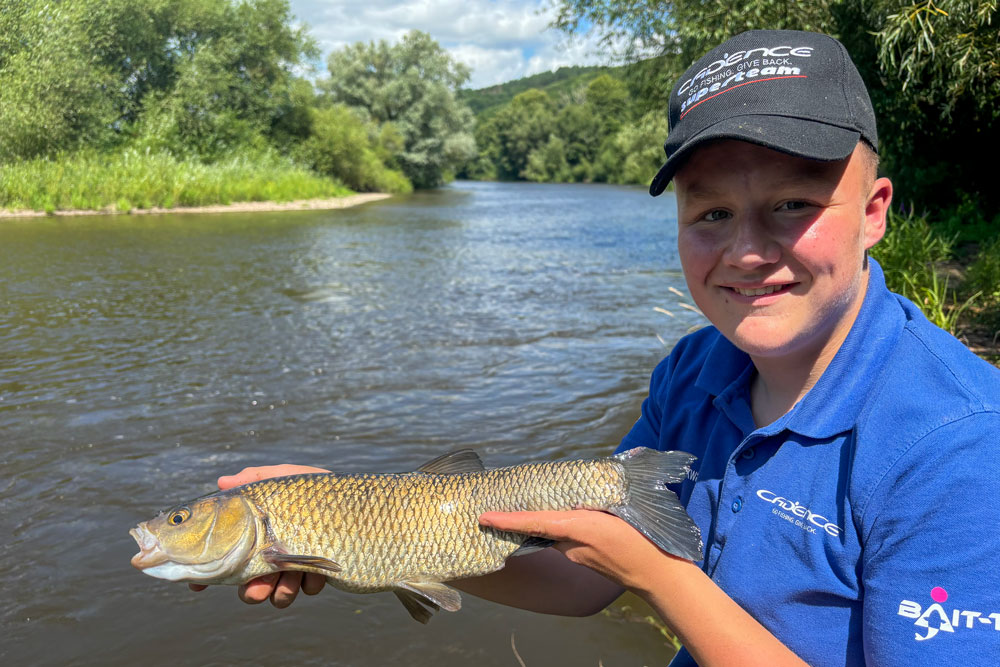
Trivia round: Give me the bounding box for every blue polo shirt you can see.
[617,260,1000,666]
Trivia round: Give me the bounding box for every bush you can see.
[293,105,412,194]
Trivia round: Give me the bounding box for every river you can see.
[1,180,704,665]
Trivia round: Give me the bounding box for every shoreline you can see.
[0,193,392,219]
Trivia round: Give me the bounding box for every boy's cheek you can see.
[677,231,718,270]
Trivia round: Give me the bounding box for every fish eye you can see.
[168,508,191,526]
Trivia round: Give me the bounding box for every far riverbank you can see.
[0,193,392,219]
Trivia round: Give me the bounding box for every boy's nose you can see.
[722,217,781,269]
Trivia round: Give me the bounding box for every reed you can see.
[871,210,982,336]
[0,148,351,213]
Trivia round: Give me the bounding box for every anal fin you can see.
[393,581,462,623]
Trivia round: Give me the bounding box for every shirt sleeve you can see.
[860,412,1000,665]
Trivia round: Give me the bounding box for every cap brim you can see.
[649,116,862,196]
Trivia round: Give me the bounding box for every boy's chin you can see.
[725,323,811,360]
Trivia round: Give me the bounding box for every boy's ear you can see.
[864,177,893,250]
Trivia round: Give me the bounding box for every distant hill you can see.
[458,65,627,118]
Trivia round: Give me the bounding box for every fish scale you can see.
[130,447,703,622]
[238,459,625,592]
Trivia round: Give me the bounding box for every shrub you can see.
[293,105,412,194]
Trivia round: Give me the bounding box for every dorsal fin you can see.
[416,449,485,474]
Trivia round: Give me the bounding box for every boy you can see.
[198,31,1000,665]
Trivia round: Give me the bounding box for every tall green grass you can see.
[871,210,980,335]
[0,148,353,213]
[966,236,1000,334]
[967,236,1000,304]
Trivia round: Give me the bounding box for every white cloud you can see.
[288,0,612,89]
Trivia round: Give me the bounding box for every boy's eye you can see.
[701,209,731,222]
[777,201,809,211]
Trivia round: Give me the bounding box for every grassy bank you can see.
[0,149,353,214]
[872,211,1000,365]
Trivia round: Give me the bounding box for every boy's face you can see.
[673,140,890,362]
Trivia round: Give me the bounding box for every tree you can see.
[554,103,603,177]
[585,74,629,136]
[0,0,317,162]
[593,110,670,184]
[0,1,120,160]
[323,30,476,188]
[524,135,572,182]
[128,0,317,160]
[481,89,557,179]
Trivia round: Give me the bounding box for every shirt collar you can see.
[784,258,904,439]
[694,329,752,398]
[691,259,904,440]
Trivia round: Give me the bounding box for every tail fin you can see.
[609,447,703,562]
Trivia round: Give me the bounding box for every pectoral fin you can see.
[393,581,462,623]
[510,535,555,557]
[263,548,342,574]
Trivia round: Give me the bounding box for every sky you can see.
[287,0,610,89]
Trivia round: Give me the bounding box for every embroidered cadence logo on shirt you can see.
[898,587,1000,641]
[754,489,841,537]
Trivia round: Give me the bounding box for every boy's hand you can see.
[478,508,688,593]
[188,464,331,608]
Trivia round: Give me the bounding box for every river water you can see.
[1,181,703,665]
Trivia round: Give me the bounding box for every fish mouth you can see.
[130,523,169,570]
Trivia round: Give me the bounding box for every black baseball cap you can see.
[649,30,878,196]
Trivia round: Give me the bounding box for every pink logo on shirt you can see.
[897,588,1000,641]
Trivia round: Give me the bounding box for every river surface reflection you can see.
[1,180,703,665]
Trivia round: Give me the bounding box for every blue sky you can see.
[287,0,610,89]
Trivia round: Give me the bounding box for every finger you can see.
[301,573,326,596]
[238,573,279,604]
[219,464,330,490]
[270,571,303,609]
[478,510,579,540]
[188,583,208,592]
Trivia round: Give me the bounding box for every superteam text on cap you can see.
[649,30,878,196]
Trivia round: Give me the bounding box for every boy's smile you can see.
[674,140,891,368]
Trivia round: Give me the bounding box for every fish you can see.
[130,447,703,623]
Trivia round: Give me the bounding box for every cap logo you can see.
[677,45,814,118]
[650,31,876,197]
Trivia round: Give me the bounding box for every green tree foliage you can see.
[126,0,318,160]
[292,105,412,194]
[547,0,1000,219]
[0,0,316,162]
[480,90,558,180]
[458,65,621,117]
[323,30,476,188]
[593,111,670,184]
[466,72,665,186]
[585,74,629,135]
[0,1,121,160]
[524,136,573,182]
